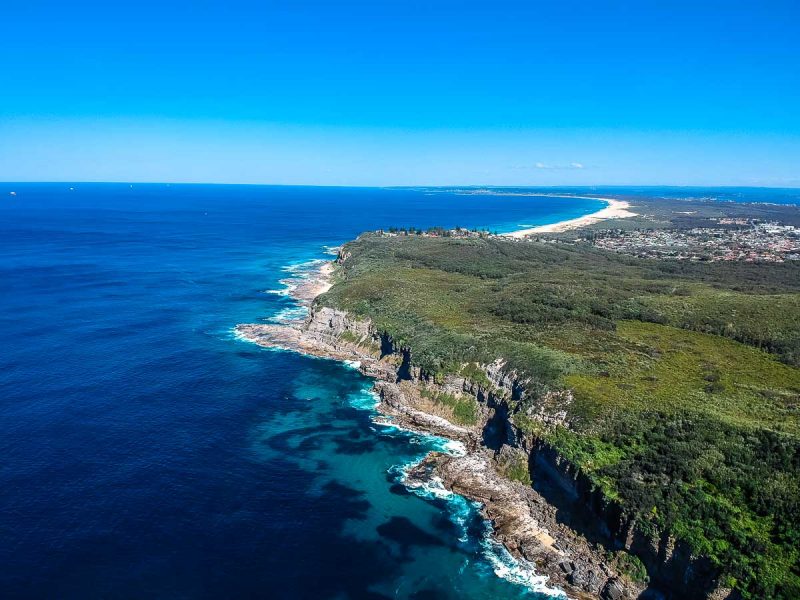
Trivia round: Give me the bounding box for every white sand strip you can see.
[502,197,637,238]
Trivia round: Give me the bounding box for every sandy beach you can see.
[502,197,637,238]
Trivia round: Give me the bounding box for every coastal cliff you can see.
[236,302,737,600]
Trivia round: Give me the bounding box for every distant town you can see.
[379,218,800,263]
[576,219,800,262]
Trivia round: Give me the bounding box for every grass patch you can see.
[610,550,650,584]
[420,388,479,426]
[498,452,532,486]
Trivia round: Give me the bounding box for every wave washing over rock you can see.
[351,372,568,598]
[262,258,336,323]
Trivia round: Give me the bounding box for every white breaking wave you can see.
[282,258,327,276]
[397,456,566,597]
[481,535,567,598]
[432,437,467,457]
[345,381,564,597]
[230,327,254,343]
[264,282,296,296]
[261,255,329,322]
[267,305,309,324]
[348,388,381,411]
[264,257,328,296]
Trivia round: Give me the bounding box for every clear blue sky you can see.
[1,0,799,186]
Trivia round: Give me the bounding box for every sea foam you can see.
[359,398,563,597]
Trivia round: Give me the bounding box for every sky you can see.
[1,0,799,186]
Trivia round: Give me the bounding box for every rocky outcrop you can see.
[236,304,729,600]
[303,305,373,342]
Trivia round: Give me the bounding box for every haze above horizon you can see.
[2,1,799,187]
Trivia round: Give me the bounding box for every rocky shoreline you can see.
[235,261,645,600]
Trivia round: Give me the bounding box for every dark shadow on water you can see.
[430,510,463,538]
[265,423,341,453]
[334,437,380,454]
[320,480,371,518]
[377,516,447,556]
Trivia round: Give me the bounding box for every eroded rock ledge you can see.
[236,306,648,600]
[237,303,737,600]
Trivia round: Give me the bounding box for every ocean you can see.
[0,184,796,599]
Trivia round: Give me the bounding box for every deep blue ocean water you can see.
[0,184,797,599]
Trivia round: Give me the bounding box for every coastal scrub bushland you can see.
[320,233,800,599]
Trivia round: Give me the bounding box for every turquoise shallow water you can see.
[3,184,793,598]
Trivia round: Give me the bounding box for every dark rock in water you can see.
[388,483,411,496]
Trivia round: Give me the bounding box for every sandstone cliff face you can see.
[304,306,374,344]
[295,305,734,600]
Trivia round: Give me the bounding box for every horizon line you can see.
[2,181,799,191]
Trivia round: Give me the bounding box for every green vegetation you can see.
[338,330,362,344]
[498,451,533,486]
[460,362,494,390]
[419,388,479,426]
[610,550,650,584]
[320,232,800,598]
[338,329,381,353]
[635,292,800,366]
